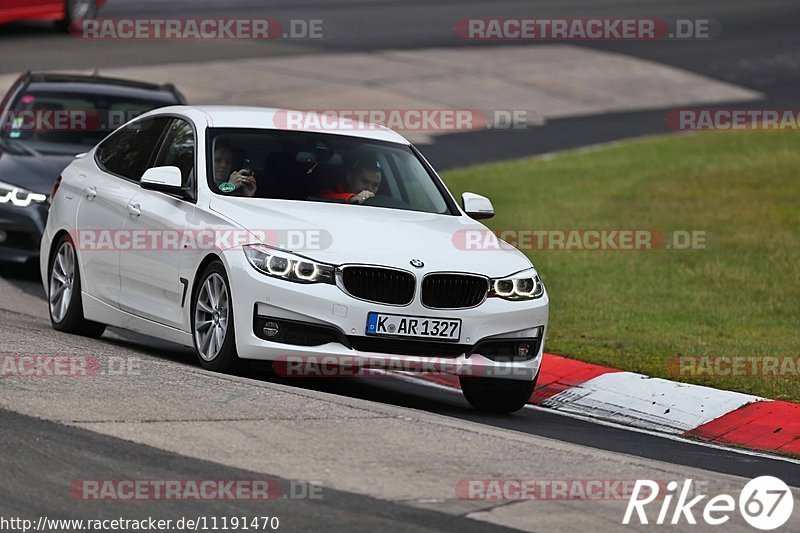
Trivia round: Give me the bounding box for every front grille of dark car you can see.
[347,336,470,358]
[340,266,415,305]
[421,274,488,309]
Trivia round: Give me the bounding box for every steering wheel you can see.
[362,195,413,210]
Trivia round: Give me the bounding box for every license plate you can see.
[365,312,461,342]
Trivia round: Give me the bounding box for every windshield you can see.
[207,128,455,215]
[1,90,174,155]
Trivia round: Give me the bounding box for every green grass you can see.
[442,130,800,401]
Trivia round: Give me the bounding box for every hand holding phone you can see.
[240,158,254,177]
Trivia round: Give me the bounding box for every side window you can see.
[154,118,195,186]
[96,117,170,181]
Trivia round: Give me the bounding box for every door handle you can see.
[126,202,141,217]
[83,186,97,200]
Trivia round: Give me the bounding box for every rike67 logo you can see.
[624,476,794,530]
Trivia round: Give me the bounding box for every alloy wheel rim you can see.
[194,273,229,361]
[49,241,75,323]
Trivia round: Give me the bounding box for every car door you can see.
[118,117,196,328]
[75,116,171,307]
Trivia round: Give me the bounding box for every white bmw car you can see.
[40,106,548,413]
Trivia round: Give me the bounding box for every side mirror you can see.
[140,166,184,195]
[461,192,494,220]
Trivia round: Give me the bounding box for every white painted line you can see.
[0,45,762,146]
[391,373,800,468]
[540,372,764,434]
[534,131,697,162]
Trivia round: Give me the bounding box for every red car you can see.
[0,0,105,30]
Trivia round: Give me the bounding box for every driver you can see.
[321,158,382,204]
[213,142,257,197]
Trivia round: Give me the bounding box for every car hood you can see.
[0,150,74,194]
[209,197,533,278]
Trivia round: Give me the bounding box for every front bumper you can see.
[0,202,48,263]
[223,249,549,381]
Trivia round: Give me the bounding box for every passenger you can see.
[320,158,382,204]
[213,142,256,197]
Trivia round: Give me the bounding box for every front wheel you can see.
[459,374,537,414]
[191,262,240,372]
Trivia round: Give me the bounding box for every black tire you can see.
[48,235,106,338]
[191,261,240,372]
[459,373,538,414]
[56,0,97,31]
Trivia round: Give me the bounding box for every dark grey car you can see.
[0,72,185,263]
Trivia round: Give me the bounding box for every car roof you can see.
[22,72,184,102]
[151,105,412,145]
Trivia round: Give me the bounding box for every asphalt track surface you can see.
[1,1,799,530]
[0,409,518,533]
[0,0,798,169]
[4,260,800,485]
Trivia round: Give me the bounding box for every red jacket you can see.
[320,183,354,202]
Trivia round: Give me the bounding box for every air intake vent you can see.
[421,274,488,308]
[341,266,415,305]
[348,336,469,357]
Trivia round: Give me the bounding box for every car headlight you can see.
[489,268,545,300]
[0,181,48,207]
[243,244,335,284]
